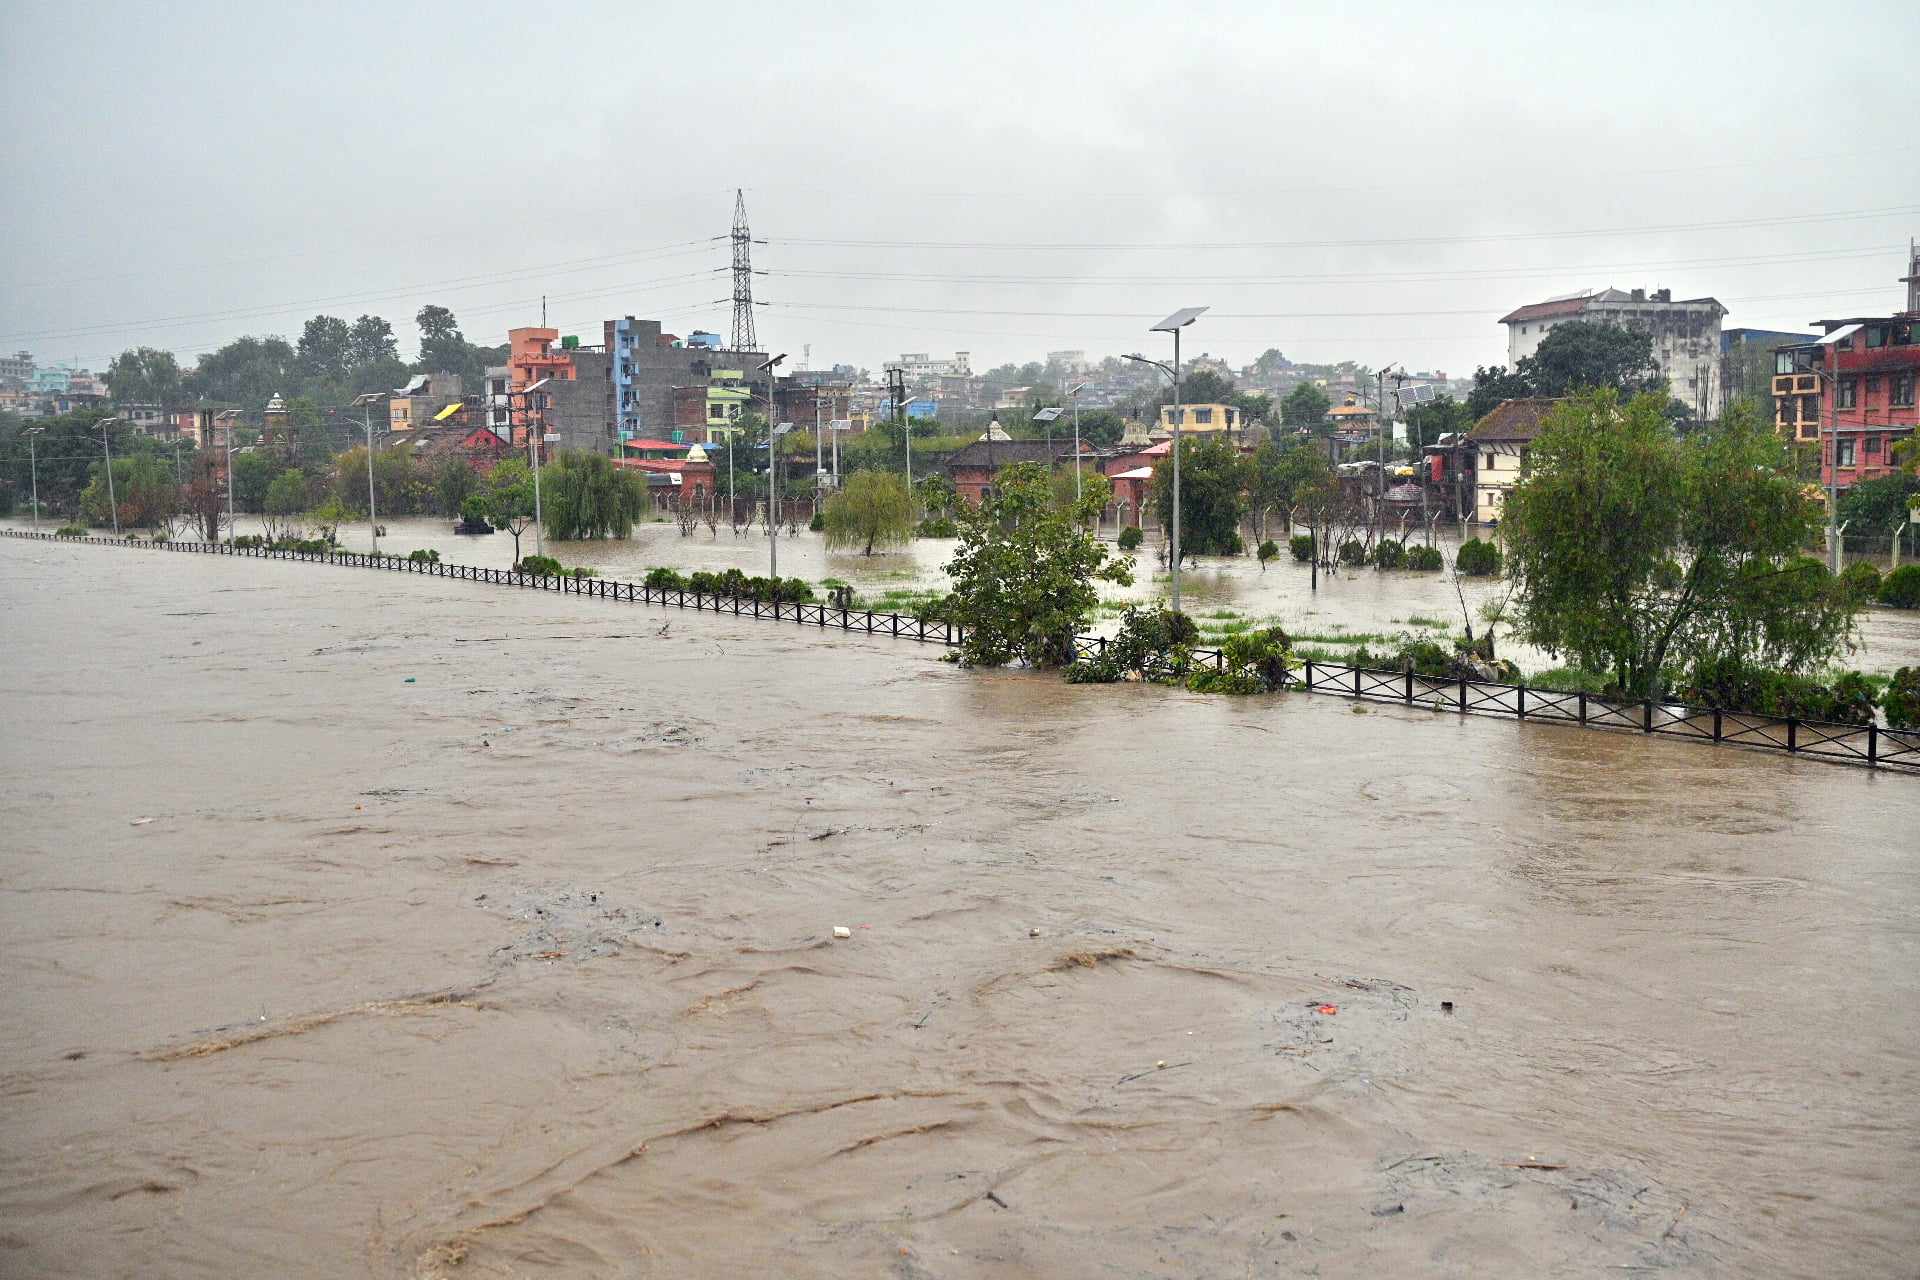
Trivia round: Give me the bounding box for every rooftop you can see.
[1466,397,1562,443]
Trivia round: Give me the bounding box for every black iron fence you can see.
[9,528,1916,775]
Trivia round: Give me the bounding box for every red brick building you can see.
[1773,311,1918,493]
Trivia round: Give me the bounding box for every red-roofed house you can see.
[1465,398,1560,523]
[617,446,716,511]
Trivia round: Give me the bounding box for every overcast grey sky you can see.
[3,0,1916,380]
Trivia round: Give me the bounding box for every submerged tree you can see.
[823,470,913,555]
[485,458,538,561]
[1502,391,1858,698]
[945,461,1131,668]
[540,450,645,541]
[1150,433,1247,556]
[261,470,309,543]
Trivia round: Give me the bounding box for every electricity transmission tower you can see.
[731,188,757,352]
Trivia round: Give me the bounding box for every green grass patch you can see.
[1400,615,1450,629]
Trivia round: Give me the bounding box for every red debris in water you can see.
[1315,1004,1338,1016]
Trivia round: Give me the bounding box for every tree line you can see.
[101,304,507,410]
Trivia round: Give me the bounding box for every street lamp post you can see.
[1124,303,1205,613]
[98,417,121,536]
[755,353,788,549]
[225,424,238,542]
[24,427,45,531]
[1067,381,1090,501]
[351,392,383,556]
[770,422,795,580]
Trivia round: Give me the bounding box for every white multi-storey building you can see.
[887,351,971,380]
[1499,287,1726,415]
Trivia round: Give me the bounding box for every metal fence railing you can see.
[9,528,1915,775]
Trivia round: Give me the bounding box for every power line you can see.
[763,283,1897,323]
[761,244,1905,288]
[766,204,1920,252]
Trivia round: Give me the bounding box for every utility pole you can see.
[814,385,823,508]
[891,368,911,493]
[24,427,44,531]
[1825,350,1841,573]
[1068,381,1089,503]
[352,392,382,556]
[226,427,237,541]
[1171,325,1183,609]
[101,417,120,536]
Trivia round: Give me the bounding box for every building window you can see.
[1194,408,1212,424]
[1865,326,1886,349]
[1867,374,1883,395]
[1865,435,1881,456]
[1837,378,1858,409]
[1800,394,1819,423]
[1483,451,1495,469]
[1836,437,1856,467]
[1893,373,1916,406]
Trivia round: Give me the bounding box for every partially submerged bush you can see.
[1880,564,1920,609]
[1371,539,1405,569]
[1065,606,1198,684]
[1679,656,1878,725]
[1288,534,1313,562]
[1456,537,1502,576]
[1406,544,1444,571]
[1117,525,1144,551]
[55,525,87,537]
[1839,561,1881,603]
[1884,667,1920,730]
[1338,538,1367,566]
[1187,626,1293,694]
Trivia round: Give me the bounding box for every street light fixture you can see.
[1032,405,1063,457]
[1149,308,1205,611]
[1121,305,1206,612]
[755,353,788,541]
[97,416,122,536]
[1067,381,1091,501]
[24,427,46,531]
[351,392,384,556]
[770,421,796,581]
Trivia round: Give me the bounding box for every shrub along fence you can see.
[9,528,1916,775]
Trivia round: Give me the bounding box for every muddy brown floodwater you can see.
[1,539,1916,1279]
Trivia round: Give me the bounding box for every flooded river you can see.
[31,514,1916,677]
[2,538,1917,1278]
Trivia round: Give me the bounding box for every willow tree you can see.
[541,450,645,540]
[1501,391,1857,698]
[823,470,913,555]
